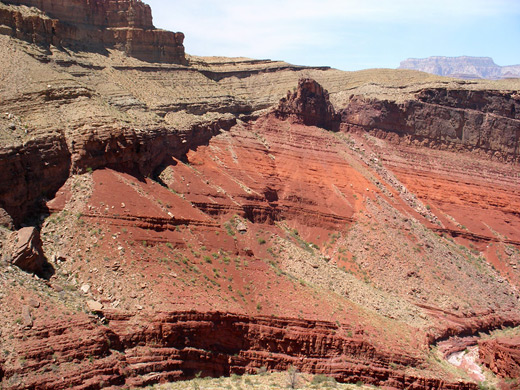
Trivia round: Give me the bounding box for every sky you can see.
[146,0,520,71]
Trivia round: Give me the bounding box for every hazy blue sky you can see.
[146,0,520,71]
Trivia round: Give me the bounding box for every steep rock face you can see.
[274,78,340,130]
[399,56,520,80]
[69,118,236,175]
[6,0,154,29]
[341,88,520,162]
[0,133,70,226]
[0,0,186,64]
[1,8,520,387]
[479,337,520,379]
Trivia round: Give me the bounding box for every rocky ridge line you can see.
[0,115,236,227]
[341,88,520,162]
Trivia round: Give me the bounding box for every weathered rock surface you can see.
[21,304,33,328]
[86,300,103,312]
[0,134,70,227]
[1,310,480,390]
[0,0,186,64]
[341,88,520,162]
[274,78,340,130]
[479,336,520,379]
[7,226,46,274]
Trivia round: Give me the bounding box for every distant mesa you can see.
[0,0,187,64]
[399,56,520,80]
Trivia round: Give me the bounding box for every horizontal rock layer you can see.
[0,18,520,389]
[399,56,520,80]
[341,88,520,162]
[2,310,479,390]
[6,0,155,29]
[479,336,520,379]
[0,0,186,64]
[0,116,235,225]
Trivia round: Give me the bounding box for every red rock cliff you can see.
[0,0,186,64]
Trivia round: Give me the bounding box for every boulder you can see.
[9,227,46,275]
[86,300,103,312]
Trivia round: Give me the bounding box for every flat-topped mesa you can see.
[274,78,340,131]
[0,0,187,64]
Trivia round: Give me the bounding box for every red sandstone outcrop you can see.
[0,0,186,64]
[1,2,520,387]
[2,310,479,390]
[479,336,520,379]
[275,78,340,130]
[7,0,155,29]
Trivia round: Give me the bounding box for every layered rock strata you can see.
[479,337,520,379]
[274,78,340,130]
[0,0,186,64]
[0,2,520,388]
[399,56,520,80]
[3,310,480,390]
[341,88,520,162]
[0,116,235,226]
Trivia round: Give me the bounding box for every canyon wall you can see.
[0,133,70,227]
[0,117,235,226]
[340,88,520,162]
[1,3,520,387]
[399,56,520,80]
[6,0,155,29]
[0,0,186,64]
